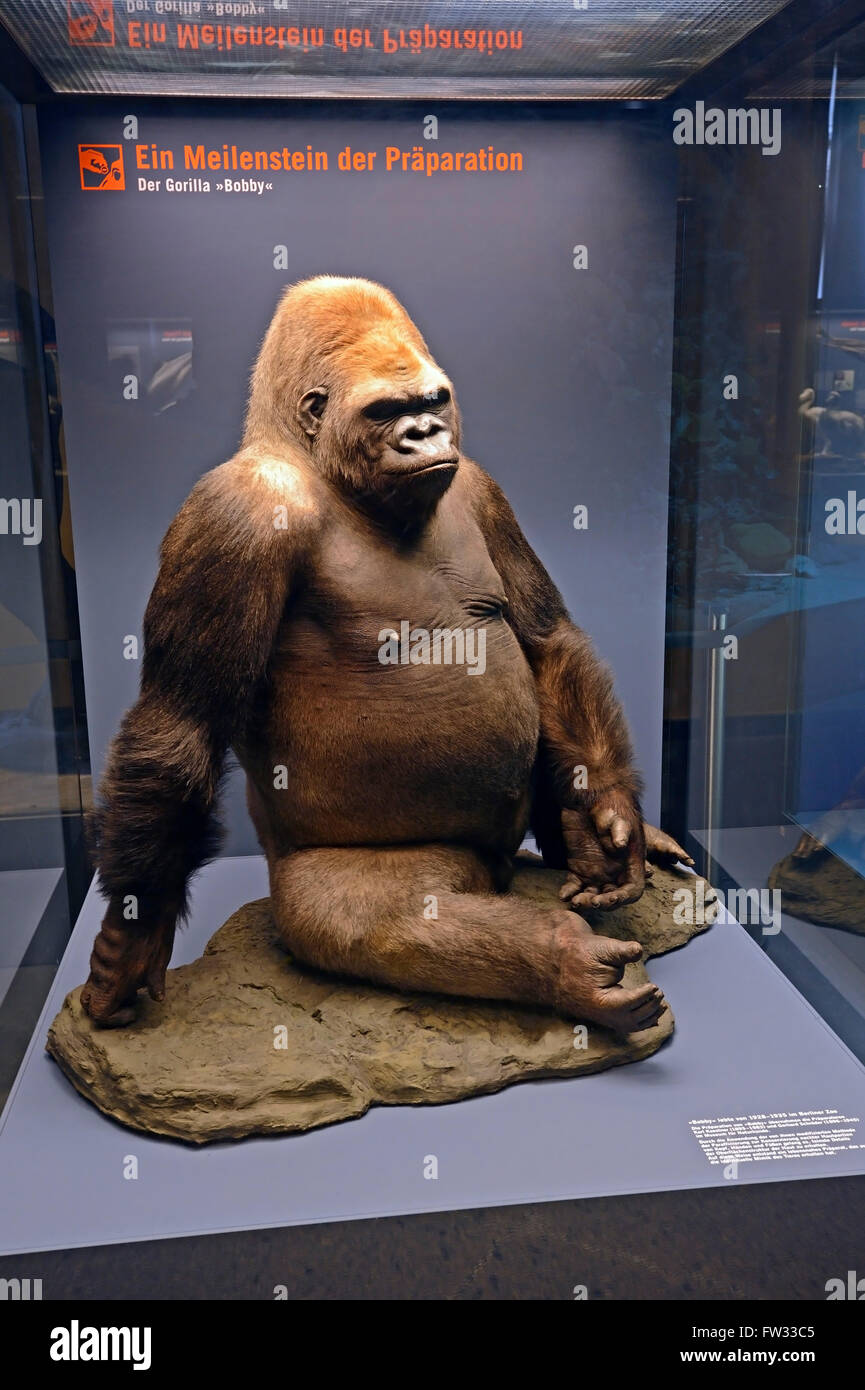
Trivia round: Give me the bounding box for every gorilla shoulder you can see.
[176,451,326,554]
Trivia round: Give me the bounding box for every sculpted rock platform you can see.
[47,862,712,1144]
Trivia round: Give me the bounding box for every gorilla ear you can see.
[297,388,328,440]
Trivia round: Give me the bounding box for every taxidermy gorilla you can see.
[83,276,690,1033]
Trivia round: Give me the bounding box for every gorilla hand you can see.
[81,904,176,1028]
[558,791,647,910]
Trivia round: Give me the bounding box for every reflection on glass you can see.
[107,319,196,415]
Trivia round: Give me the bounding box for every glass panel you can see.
[0,81,90,1106]
[667,43,865,1060]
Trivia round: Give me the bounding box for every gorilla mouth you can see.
[386,456,459,477]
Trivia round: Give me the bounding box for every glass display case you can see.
[666,29,865,1061]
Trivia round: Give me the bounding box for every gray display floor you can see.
[694,825,865,1019]
[2,854,865,1256]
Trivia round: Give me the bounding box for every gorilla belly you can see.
[244,614,540,851]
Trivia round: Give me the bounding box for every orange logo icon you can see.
[67,0,115,47]
[79,145,125,191]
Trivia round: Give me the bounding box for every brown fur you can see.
[82,277,670,1037]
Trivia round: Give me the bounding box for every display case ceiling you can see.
[0,0,793,99]
[754,14,865,97]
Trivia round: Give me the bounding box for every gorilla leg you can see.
[270,843,665,1033]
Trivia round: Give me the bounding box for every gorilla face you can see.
[361,385,458,479]
[297,365,460,519]
[246,276,463,521]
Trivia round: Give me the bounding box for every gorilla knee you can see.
[270,853,363,971]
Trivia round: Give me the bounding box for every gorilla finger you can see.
[654,849,695,868]
[585,889,636,909]
[659,832,690,856]
[86,955,113,986]
[644,827,694,867]
[567,884,606,907]
[90,936,122,967]
[94,1002,138,1029]
[592,805,617,835]
[596,877,643,908]
[609,815,631,850]
[82,982,138,1028]
[146,971,167,1002]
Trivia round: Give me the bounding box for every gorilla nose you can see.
[397,414,452,452]
[400,413,439,439]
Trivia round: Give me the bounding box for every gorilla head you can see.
[245,276,461,518]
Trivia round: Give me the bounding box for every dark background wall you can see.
[38,100,676,854]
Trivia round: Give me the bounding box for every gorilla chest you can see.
[300,513,518,669]
[274,515,538,760]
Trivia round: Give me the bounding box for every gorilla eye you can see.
[364,388,450,422]
[364,399,406,423]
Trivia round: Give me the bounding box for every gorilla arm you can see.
[82,458,311,1025]
[468,462,689,910]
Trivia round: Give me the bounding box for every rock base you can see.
[47,861,711,1144]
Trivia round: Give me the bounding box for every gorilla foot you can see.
[552,916,667,1034]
